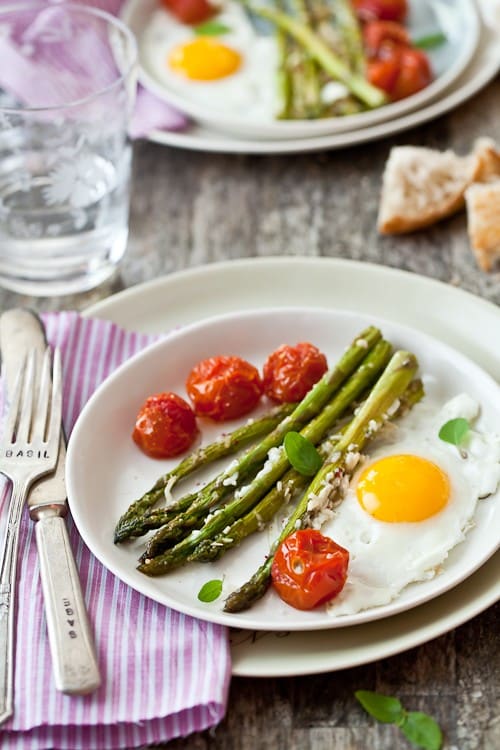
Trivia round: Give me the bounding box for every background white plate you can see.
[83,258,500,675]
[145,8,500,153]
[68,305,500,631]
[123,0,479,139]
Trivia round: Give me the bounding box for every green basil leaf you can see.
[401,711,443,750]
[438,417,470,446]
[412,32,447,50]
[197,579,223,602]
[284,432,323,476]
[355,690,405,724]
[194,20,231,36]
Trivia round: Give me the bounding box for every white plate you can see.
[122,0,479,140]
[67,304,500,633]
[145,7,500,153]
[82,258,500,676]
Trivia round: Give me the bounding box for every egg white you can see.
[140,4,279,120]
[320,393,500,617]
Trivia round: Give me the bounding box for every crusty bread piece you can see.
[378,146,479,234]
[465,181,500,272]
[377,138,500,235]
[473,138,500,183]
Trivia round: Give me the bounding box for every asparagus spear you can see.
[188,449,317,563]
[289,0,324,118]
[137,335,389,575]
[136,327,381,546]
[114,402,296,543]
[317,0,365,75]
[276,0,293,118]
[224,350,419,613]
[247,3,387,108]
[189,378,424,563]
[142,338,391,560]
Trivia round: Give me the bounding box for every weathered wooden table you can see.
[2,78,499,750]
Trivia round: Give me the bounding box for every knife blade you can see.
[0,309,101,695]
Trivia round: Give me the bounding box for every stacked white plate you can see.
[121,0,500,153]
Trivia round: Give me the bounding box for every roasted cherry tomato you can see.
[262,342,328,404]
[271,529,349,610]
[363,20,410,57]
[367,44,431,100]
[160,0,216,25]
[366,51,401,95]
[391,46,432,100]
[186,355,263,421]
[133,392,198,458]
[353,0,408,23]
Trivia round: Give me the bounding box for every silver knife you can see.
[0,309,101,695]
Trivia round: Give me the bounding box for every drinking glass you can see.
[0,3,137,295]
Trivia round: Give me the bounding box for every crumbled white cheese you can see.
[222,472,238,486]
[163,475,178,506]
[311,507,335,529]
[204,508,223,525]
[355,338,369,349]
[235,484,250,499]
[320,81,349,105]
[345,451,361,472]
[386,398,401,417]
[255,445,284,480]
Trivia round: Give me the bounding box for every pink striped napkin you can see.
[0,311,231,750]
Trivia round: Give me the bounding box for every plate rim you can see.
[87,256,500,327]
[82,258,500,675]
[145,22,500,153]
[70,306,500,632]
[122,0,480,141]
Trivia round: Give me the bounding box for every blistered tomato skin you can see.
[132,392,198,458]
[263,342,328,404]
[271,530,349,610]
[391,47,432,100]
[362,20,410,57]
[186,355,263,421]
[160,0,216,24]
[353,0,408,23]
[367,43,432,101]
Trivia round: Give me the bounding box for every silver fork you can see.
[0,347,62,724]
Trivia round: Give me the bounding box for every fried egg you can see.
[320,393,500,617]
[140,4,278,119]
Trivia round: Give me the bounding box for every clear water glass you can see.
[0,3,137,295]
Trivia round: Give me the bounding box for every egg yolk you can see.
[168,38,241,81]
[356,454,450,522]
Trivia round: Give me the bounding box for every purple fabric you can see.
[0,312,231,750]
[0,0,189,137]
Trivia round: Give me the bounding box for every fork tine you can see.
[46,348,62,455]
[15,351,36,445]
[3,353,28,444]
[32,348,52,441]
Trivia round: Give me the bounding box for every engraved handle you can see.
[0,478,29,724]
[35,510,101,694]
